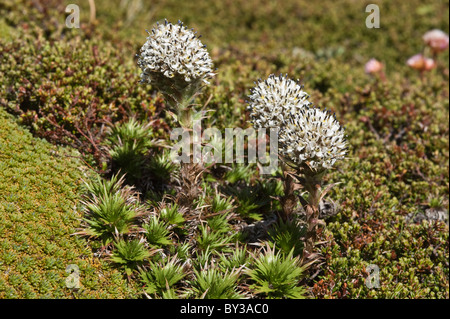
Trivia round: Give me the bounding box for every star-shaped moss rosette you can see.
[137,19,215,127]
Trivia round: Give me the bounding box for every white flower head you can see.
[137,20,215,99]
[247,74,312,129]
[279,107,347,171]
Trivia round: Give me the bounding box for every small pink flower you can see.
[423,58,436,71]
[365,58,383,74]
[423,29,449,53]
[407,54,436,71]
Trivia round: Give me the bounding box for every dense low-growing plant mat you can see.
[0,108,140,298]
[4,0,448,65]
[0,0,448,299]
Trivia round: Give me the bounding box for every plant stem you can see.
[174,92,201,211]
[88,0,96,24]
[177,161,201,210]
[280,169,297,222]
[303,186,320,260]
[302,171,323,263]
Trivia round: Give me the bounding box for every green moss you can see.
[0,107,140,298]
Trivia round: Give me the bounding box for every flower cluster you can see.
[248,74,347,172]
[137,20,215,99]
[406,29,448,74]
[279,107,347,171]
[247,74,311,129]
[407,53,436,72]
[423,29,449,54]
